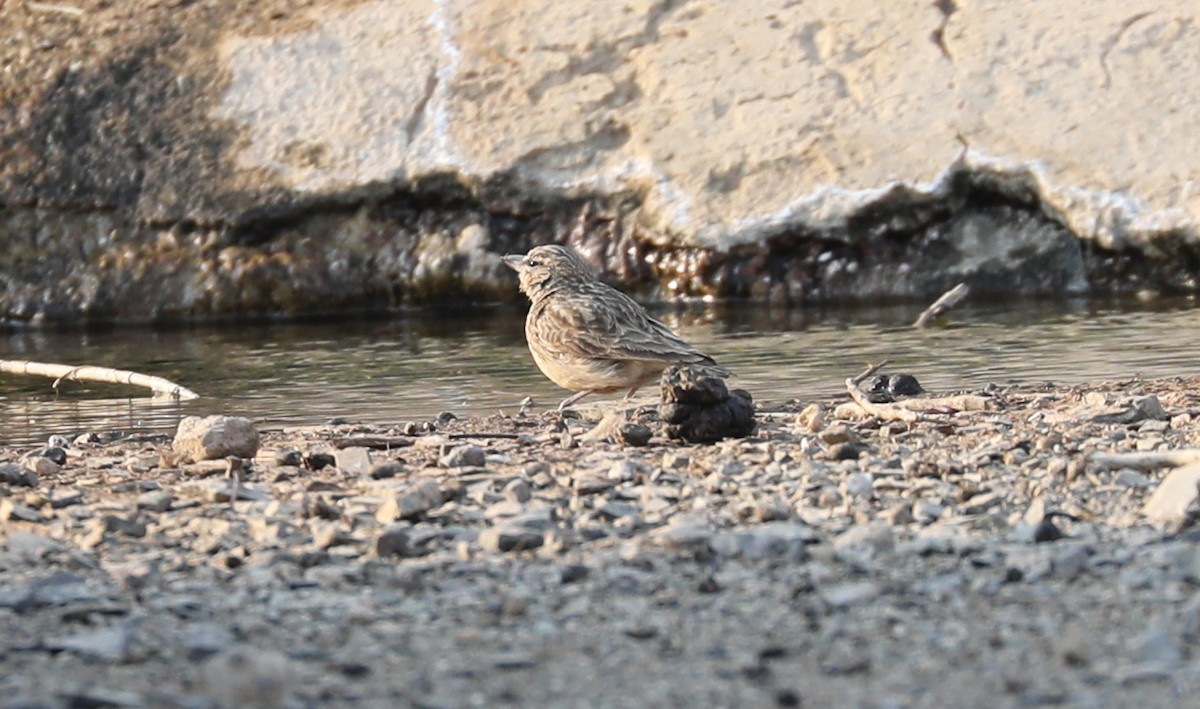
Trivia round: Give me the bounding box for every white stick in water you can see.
[0,360,199,400]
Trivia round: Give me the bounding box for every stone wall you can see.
[1,0,1197,322]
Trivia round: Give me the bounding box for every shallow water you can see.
[2,297,1199,447]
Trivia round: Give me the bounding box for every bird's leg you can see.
[558,389,594,412]
[622,386,640,400]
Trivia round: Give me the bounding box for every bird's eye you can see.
[527,258,539,267]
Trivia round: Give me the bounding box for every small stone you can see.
[561,564,589,584]
[826,442,865,461]
[172,415,260,463]
[0,463,38,487]
[1114,469,1153,488]
[885,503,914,525]
[1033,517,1066,543]
[821,581,880,608]
[508,507,556,531]
[304,452,336,471]
[1133,627,1182,669]
[311,523,355,550]
[205,480,270,503]
[31,457,61,477]
[913,499,944,523]
[274,449,303,466]
[661,452,690,470]
[598,501,638,520]
[185,623,234,661]
[794,403,826,433]
[731,522,816,559]
[961,490,1003,514]
[887,374,923,396]
[57,688,142,708]
[843,473,874,500]
[607,459,642,482]
[573,476,615,495]
[649,518,714,553]
[335,447,372,475]
[503,478,532,503]
[103,514,147,538]
[376,481,444,523]
[46,624,134,662]
[368,461,406,480]
[1142,462,1200,530]
[818,425,859,445]
[832,523,894,554]
[375,526,411,558]
[492,652,538,670]
[0,498,43,523]
[199,647,290,708]
[485,499,525,520]
[479,526,544,552]
[439,444,486,468]
[136,490,174,512]
[48,489,84,509]
[616,422,652,447]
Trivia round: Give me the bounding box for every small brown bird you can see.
[504,244,727,411]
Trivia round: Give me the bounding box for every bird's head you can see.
[503,244,596,300]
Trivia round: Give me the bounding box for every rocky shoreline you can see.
[3,374,1200,707]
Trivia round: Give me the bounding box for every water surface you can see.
[2,298,1198,447]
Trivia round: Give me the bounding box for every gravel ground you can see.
[3,375,1200,708]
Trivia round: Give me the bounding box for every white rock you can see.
[172,416,260,463]
[1142,462,1200,529]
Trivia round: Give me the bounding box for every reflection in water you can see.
[2,297,1198,446]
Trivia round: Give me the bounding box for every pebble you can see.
[439,444,486,468]
[46,623,134,662]
[616,422,653,447]
[136,490,174,512]
[503,478,532,502]
[0,498,44,523]
[1141,462,1200,529]
[335,447,372,475]
[369,461,407,480]
[184,622,234,661]
[172,415,260,463]
[479,526,544,552]
[31,456,62,477]
[198,646,290,708]
[376,481,445,523]
[821,580,880,607]
[0,463,38,487]
[375,525,411,558]
[832,523,895,555]
[48,489,84,509]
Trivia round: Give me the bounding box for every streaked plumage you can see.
[504,244,726,411]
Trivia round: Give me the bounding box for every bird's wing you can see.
[532,283,714,365]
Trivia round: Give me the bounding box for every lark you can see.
[504,244,727,411]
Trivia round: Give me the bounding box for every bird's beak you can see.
[502,254,524,271]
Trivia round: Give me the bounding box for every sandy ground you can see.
[3,374,1200,707]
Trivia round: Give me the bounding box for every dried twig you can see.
[1089,450,1200,472]
[26,1,86,16]
[850,360,889,386]
[845,381,921,422]
[914,282,970,328]
[844,360,922,422]
[0,359,199,400]
[332,436,416,450]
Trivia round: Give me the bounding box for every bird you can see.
[503,244,727,411]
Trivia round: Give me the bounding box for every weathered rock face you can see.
[1,0,1198,322]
